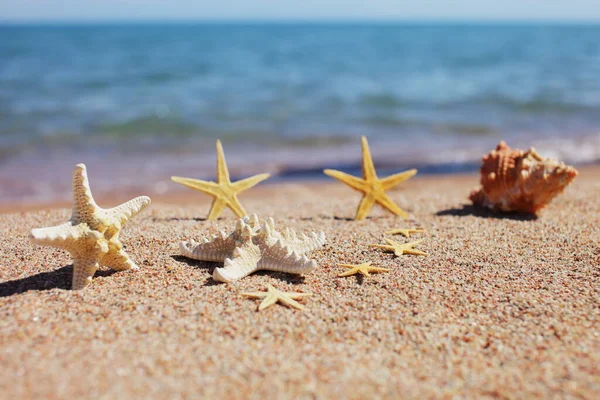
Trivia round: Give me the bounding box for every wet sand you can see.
[0,168,598,398]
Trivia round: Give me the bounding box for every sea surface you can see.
[1,23,599,205]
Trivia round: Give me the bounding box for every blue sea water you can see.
[0,23,599,204]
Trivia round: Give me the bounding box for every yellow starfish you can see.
[171,140,270,219]
[241,284,312,311]
[385,227,425,238]
[370,238,428,257]
[171,140,270,220]
[337,261,389,277]
[323,136,417,220]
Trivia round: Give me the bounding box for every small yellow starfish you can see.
[370,238,428,257]
[172,140,270,220]
[337,261,389,277]
[323,136,417,220]
[385,227,425,238]
[241,284,312,311]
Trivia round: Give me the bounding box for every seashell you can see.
[469,141,578,214]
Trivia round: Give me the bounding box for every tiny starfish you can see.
[171,140,270,220]
[370,238,428,257]
[241,284,312,311]
[338,261,389,277]
[30,164,151,290]
[385,228,425,238]
[323,136,417,220]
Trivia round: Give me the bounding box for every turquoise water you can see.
[0,23,599,203]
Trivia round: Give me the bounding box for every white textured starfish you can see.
[180,214,326,283]
[30,164,151,290]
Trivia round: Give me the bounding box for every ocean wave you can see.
[357,93,406,108]
[454,94,598,114]
[96,116,200,137]
[1,132,599,205]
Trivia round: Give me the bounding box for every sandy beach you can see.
[0,167,598,399]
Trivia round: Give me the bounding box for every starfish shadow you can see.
[300,215,353,221]
[0,265,116,297]
[333,216,356,221]
[154,217,208,223]
[338,274,366,285]
[170,255,222,286]
[171,255,218,272]
[201,278,223,286]
[331,215,398,222]
[297,215,392,222]
[436,204,538,221]
[200,271,306,287]
[254,271,307,284]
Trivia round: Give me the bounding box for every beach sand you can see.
[0,167,598,399]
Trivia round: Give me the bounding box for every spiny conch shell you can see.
[469,141,578,214]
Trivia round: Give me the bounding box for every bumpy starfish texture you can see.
[385,228,425,238]
[324,136,417,220]
[241,284,312,311]
[180,214,326,283]
[30,164,151,290]
[338,261,389,277]
[370,238,427,257]
[171,140,270,220]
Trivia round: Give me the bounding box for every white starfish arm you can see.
[277,228,326,254]
[257,240,317,275]
[258,218,326,254]
[246,214,260,229]
[179,230,236,262]
[213,241,261,283]
[100,247,138,271]
[105,196,151,226]
[71,164,99,224]
[71,256,101,290]
[30,222,103,253]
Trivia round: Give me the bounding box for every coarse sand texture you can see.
[0,167,598,398]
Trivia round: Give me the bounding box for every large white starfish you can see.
[180,214,326,283]
[30,164,151,290]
